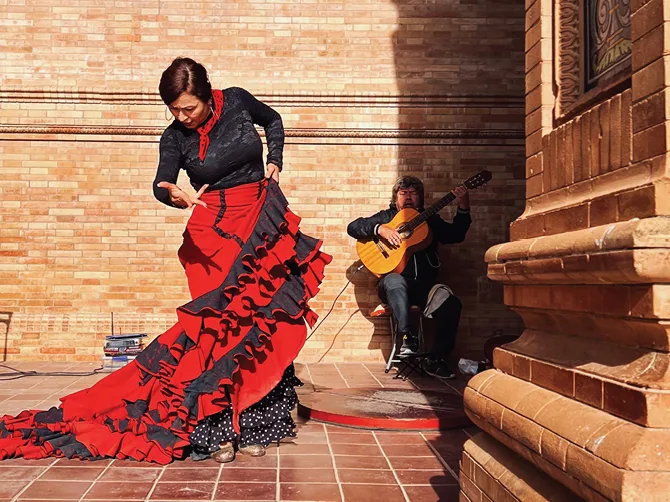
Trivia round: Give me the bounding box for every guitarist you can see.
[346,175,471,379]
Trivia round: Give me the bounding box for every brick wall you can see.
[0,0,526,362]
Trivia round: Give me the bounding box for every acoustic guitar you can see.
[356,170,492,277]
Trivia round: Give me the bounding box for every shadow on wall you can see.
[384,2,527,499]
[372,0,527,363]
[0,311,14,362]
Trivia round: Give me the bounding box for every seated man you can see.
[346,175,471,379]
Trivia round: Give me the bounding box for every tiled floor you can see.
[0,362,476,502]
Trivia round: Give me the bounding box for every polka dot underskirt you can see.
[188,365,303,459]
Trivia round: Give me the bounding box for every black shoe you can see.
[423,358,455,379]
[399,334,419,357]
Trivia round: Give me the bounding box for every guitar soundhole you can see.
[397,225,412,240]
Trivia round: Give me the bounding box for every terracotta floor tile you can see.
[0,381,44,390]
[219,468,277,482]
[445,458,460,473]
[165,457,219,468]
[279,442,331,455]
[279,468,336,483]
[0,466,46,480]
[423,430,469,444]
[99,467,162,482]
[308,379,343,389]
[0,363,470,502]
[223,454,277,468]
[432,446,466,460]
[326,426,372,435]
[40,466,105,481]
[0,481,29,498]
[110,459,163,468]
[374,433,426,445]
[20,480,91,499]
[305,367,339,375]
[404,484,460,502]
[0,458,55,467]
[0,409,31,416]
[344,380,380,388]
[214,482,276,500]
[53,458,112,467]
[433,436,467,449]
[463,426,481,437]
[330,443,381,456]
[381,444,436,456]
[279,455,333,469]
[395,469,456,485]
[2,402,42,410]
[327,433,377,445]
[333,456,389,470]
[36,403,61,410]
[411,382,453,392]
[387,456,444,470]
[5,393,54,401]
[309,363,342,371]
[20,500,124,502]
[294,423,326,433]
[160,467,220,482]
[337,469,396,484]
[150,482,215,500]
[444,380,468,395]
[84,482,154,500]
[341,484,405,502]
[279,483,341,501]
[288,433,328,445]
[25,382,71,391]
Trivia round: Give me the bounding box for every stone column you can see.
[460,0,670,501]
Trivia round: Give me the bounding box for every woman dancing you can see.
[0,57,331,464]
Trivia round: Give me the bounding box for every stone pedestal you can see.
[461,0,670,500]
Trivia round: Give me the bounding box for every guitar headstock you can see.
[463,170,492,190]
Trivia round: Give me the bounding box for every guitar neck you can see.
[406,191,458,230]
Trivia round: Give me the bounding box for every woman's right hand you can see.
[156,182,209,209]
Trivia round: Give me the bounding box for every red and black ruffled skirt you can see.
[0,179,332,464]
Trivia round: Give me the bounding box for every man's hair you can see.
[391,175,424,209]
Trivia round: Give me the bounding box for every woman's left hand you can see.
[265,163,280,183]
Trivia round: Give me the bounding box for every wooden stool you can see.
[371,303,426,380]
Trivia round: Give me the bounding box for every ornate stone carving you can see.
[586,0,632,85]
[557,0,582,114]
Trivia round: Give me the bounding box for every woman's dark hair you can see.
[159,57,212,105]
[391,175,425,208]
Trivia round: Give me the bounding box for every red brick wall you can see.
[0,0,526,362]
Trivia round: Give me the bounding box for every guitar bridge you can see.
[374,238,389,258]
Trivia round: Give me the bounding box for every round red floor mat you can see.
[297,388,471,430]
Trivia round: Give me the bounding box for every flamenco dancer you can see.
[0,58,332,464]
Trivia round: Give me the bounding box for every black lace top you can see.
[153,87,284,207]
